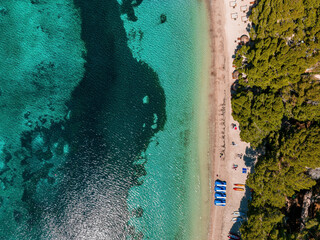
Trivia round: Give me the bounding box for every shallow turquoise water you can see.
[120,1,207,238]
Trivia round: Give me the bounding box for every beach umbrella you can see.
[240,34,250,44]
[231,82,238,92]
[232,70,239,79]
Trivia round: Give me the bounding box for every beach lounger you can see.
[231,13,238,20]
[229,1,236,8]
[241,16,248,23]
[240,5,247,12]
[232,217,244,223]
[233,187,244,191]
[233,211,247,217]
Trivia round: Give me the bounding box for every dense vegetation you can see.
[231,0,320,239]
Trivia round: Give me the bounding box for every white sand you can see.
[205,0,257,239]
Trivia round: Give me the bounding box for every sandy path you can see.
[205,0,256,239]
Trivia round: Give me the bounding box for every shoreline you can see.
[189,1,212,239]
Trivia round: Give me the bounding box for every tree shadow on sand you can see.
[229,185,252,235]
[243,146,258,169]
[228,146,261,236]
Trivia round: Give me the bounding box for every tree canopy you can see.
[233,0,320,89]
[281,126,320,169]
[232,0,320,239]
[281,77,320,121]
[232,89,284,147]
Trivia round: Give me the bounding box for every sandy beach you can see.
[205,0,256,239]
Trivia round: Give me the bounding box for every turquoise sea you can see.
[0,0,209,239]
[120,1,209,239]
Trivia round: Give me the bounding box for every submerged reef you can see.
[0,122,70,238]
[0,0,85,237]
[0,0,85,146]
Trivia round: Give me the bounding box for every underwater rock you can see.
[14,149,30,161]
[0,164,9,175]
[142,95,149,104]
[30,0,40,4]
[34,148,53,161]
[4,149,12,163]
[0,7,7,16]
[160,14,167,23]
[63,144,69,154]
[132,206,143,218]
[13,210,23,223]
[47,176,55,185]
[151,113,158,129]
[0,179,5,190]
[23,111,31,119]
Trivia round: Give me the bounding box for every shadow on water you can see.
[33,0,166,239]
